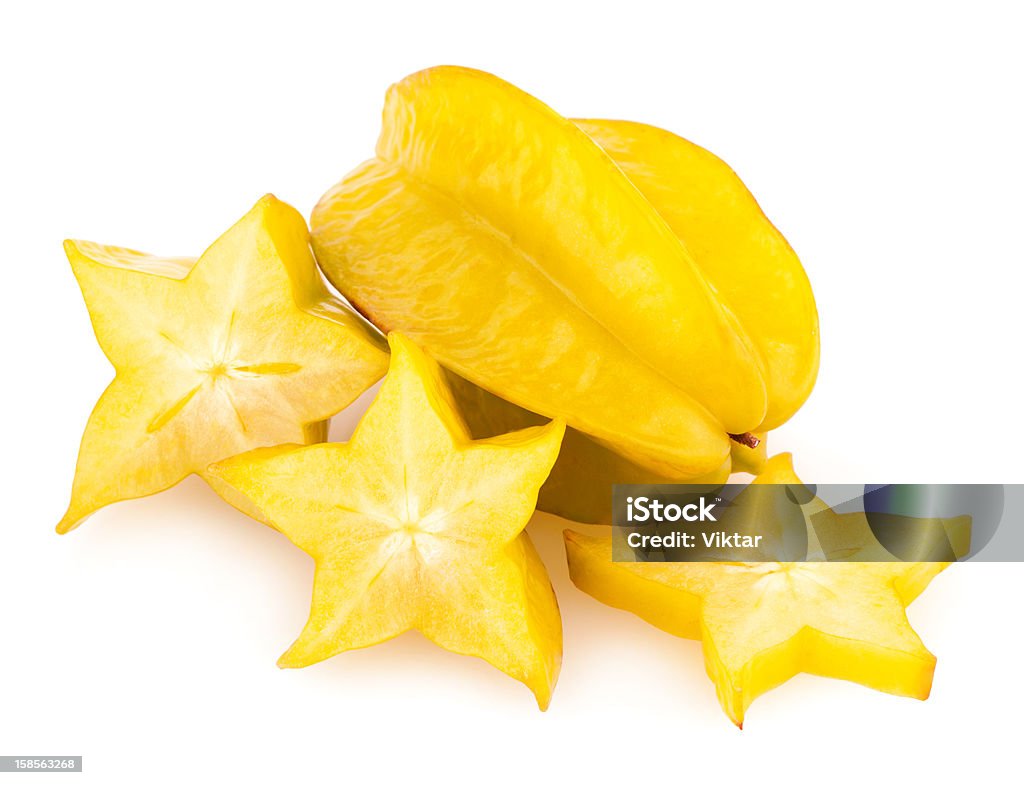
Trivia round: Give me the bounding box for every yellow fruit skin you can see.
[209,334,565,709]
[445,368,729,523]
[60,196,388,532]
[575,119,819,431]
[564,454,949,726]
[436,112,816,520]
[312,66,784,480]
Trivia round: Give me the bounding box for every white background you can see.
[2,1,1022,782]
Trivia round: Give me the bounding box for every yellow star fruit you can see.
[208,334,566,709]
[311,66,817,523]
[59,195,388,533]
[564,454,950,726]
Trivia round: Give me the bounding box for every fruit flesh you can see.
[564,454,949,726]
[312,66,787,480]
[60,196,388,532]
[209,334,565,709]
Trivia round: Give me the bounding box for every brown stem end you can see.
[728,432,761,450]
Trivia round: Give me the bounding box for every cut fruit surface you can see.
[564,454,950,726]
[60,195,388,533]
[208,334,565,709]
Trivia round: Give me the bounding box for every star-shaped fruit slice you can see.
[60,195,388,533]
[564,454,950,726]
[208,333,566,708]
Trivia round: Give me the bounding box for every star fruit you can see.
[444,369,762,525]
[207,334,566,709]
[59,196,388,533]
[310,66,817,523]
[564,454,950,726]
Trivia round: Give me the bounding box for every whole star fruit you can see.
[310,66,817,521]
[59,195,388,533]
[449,117,786,508]
[350,99,795,522]
[564,453,951,727]
[207,333,566,709]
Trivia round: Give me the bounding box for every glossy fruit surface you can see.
[209,334,565,708]
[60,196,388,532]
[576,119,818,431]
[312,67,817,507]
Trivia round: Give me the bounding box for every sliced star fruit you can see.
[60,195,388,533]
[208,333,566,709]
[564,454,952,726]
